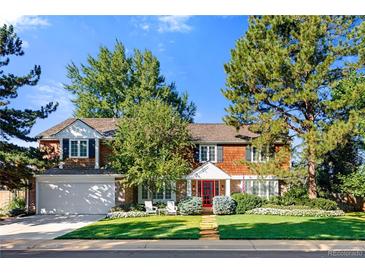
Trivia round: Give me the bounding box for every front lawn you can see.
[217,213,365,240]
[58,215,202,240]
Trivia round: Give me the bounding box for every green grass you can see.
[217,213,365,240]
[58,215,202,240]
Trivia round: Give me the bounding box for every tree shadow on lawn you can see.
[57,218,200,240]
[218,216,365,240]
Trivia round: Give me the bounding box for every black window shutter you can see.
[245,145,251,161]
[193,145,200,162]
[89,139,95,158]
[217,145,223,162]
[62,139,69,159]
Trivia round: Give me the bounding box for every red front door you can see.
[202,181,214,207]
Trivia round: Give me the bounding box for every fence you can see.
[0,190,25,209]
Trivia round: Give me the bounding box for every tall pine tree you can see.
[65,40,196,122]
[0,24,58,190]
[223,16,365,198]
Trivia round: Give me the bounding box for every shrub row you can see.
[106,211,149,219]
[231,193,263,214]
[246,207,345,217]
[178,197,202,215]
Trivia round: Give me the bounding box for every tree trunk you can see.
[307,160,317,199]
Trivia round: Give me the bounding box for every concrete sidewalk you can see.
[1,239,365,252]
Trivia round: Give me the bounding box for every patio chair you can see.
[144,201,158,214]
[166,201,177,215]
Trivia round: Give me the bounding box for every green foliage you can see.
[339,166,365,197]
[65,40,196,122]
[212,196,236,215]
[112,100,192,197]
[222,16,365,198]
[231,193,264,214]
[8,196,25,210]
[0,24,58,190]
[317,136,363,193]
[110,203,145,212]
[268,187,338,210]
[178,197,202,215]
[307,198,338,211]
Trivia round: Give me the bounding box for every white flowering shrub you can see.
[246,207,345,217]
[212,196,236,215]
[178,197,202,215]
[106,211,149,219]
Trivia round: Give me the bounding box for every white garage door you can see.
[37,176,115,215]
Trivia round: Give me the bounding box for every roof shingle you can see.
[37,118,258,143]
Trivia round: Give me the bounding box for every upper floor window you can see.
[199,145,216,162]
[70,139,88,158]
[252,147,268,162]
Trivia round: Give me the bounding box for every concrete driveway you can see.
[0,215,104,240]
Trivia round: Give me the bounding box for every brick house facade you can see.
[31,118,290,214]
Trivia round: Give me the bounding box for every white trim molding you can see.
[95,138,100,169]
[186,162,230,180]
[69,139,89,158]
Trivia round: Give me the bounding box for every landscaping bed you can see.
[58,215,202,240]
[217,213,365,240]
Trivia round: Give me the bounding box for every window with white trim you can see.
[244,179,278,198]
[251,146,269,162]
[199,145,217,162]
[69,139,89,158]
[142,184,173,200]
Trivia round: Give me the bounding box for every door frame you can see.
[199,180,217,207]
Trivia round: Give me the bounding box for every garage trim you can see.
[36,174,119,215]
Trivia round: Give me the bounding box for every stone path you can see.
[199,215,219,240]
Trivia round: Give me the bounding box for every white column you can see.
[187,180,192,197]
[59,138,63,169]
[225,179,231,196]
[240,179,244,193]
[95,138,100,169]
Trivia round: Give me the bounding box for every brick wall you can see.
[39,140,60,160]
[100,141,112,167]
[115,179,137,205]
[64,158,95,168]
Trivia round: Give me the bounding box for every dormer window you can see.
[199,145,217,162]
[70,139,89,158]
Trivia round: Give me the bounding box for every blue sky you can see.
[3,15,248,147]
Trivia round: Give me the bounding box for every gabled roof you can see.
[186,162,231,180]
[37,118,118,138]
[36,118,258,143]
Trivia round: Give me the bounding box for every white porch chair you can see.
[144,201,158,214]
[166,201,177,215]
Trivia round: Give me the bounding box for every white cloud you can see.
[27,81,74,118]
[0,15,50,31]
[157,16,192,33]
[141,23,150,31]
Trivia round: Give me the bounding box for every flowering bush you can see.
[178,197,202,215]
[106,211,148,219]
[212,196,236,215]
[246,207,345,217]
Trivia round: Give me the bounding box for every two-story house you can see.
[28,118,289,214]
